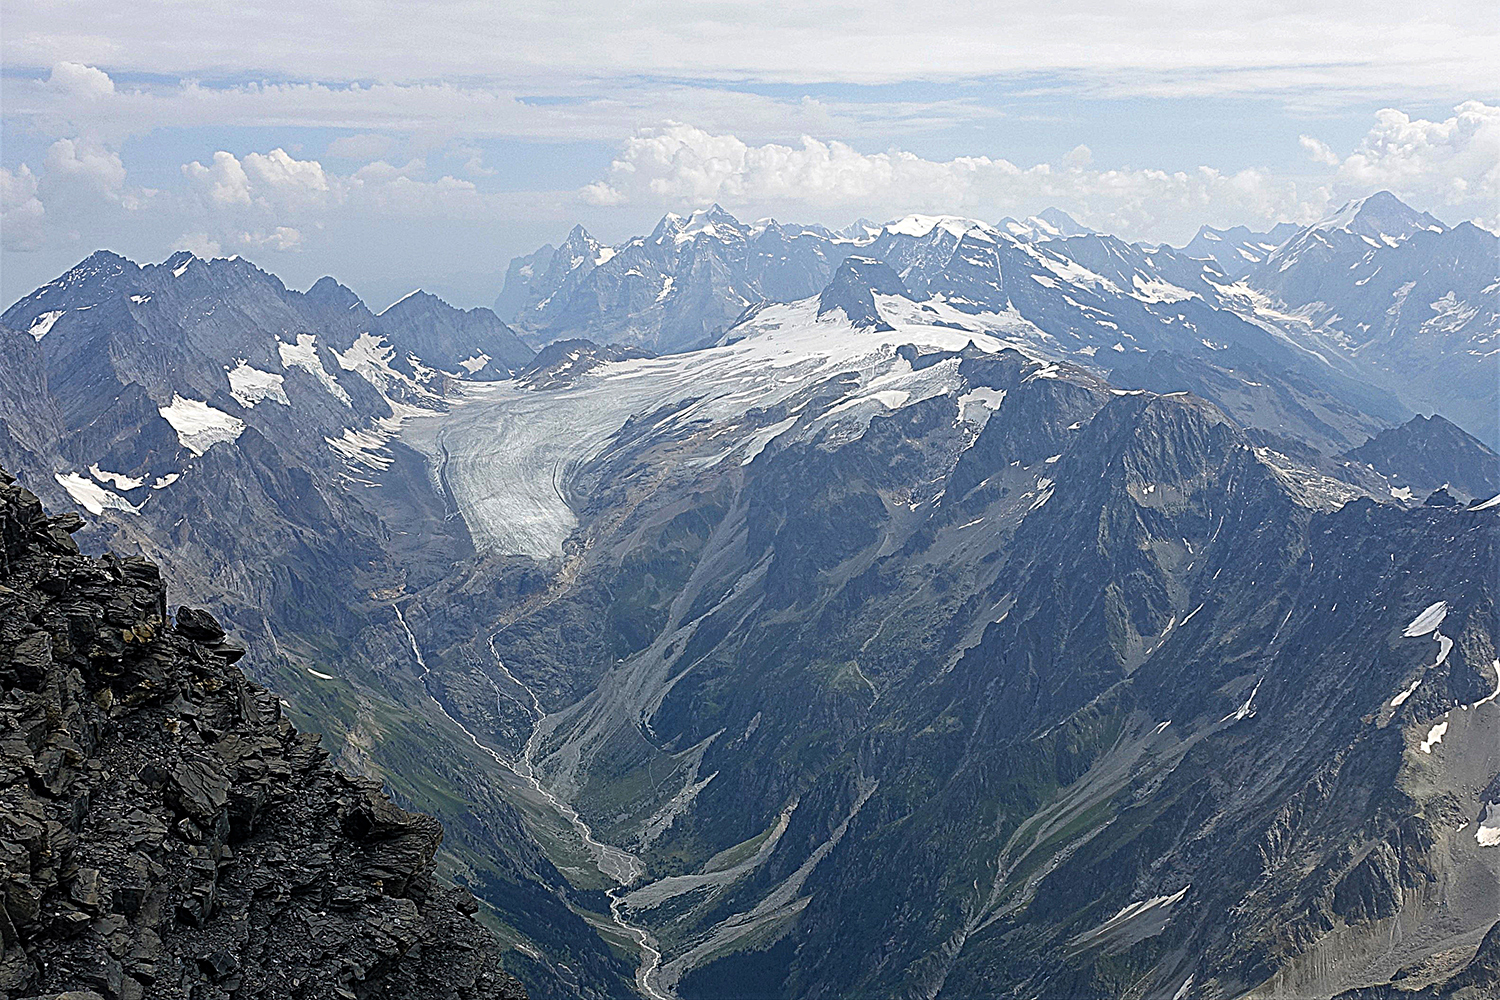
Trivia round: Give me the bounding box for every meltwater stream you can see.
[391,605,668,999]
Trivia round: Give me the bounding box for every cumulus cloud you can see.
[183,151,253,206]
[1,166,47,251]
[579,122,1316,241]
[242,148,333,207]
[1298,135,1341,166]
[183,147,336,217]
[44,138,127,199]
[1062,144,1093,168]
[1330,101,1498,226]
[47,62,115,101]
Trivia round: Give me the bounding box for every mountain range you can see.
[495,193,1497,448]
[1,189,1496,1000]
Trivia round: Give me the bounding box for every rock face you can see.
[815,257,906,330]
[0,468,526,1000]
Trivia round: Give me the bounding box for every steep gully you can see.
[392,604,670,999]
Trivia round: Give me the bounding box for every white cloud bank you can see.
[581,102,1500,238]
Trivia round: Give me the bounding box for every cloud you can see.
[580,122,1317,241]
[1298,135,1341,166]
[239,226,304,251]
[183,148,333,214]
[4,2,1491,100]
[243,148,333,207]
[47,62,114,100]
[183,151,253,206]
[1,166,47,251]
[173,232,223,257]
[1330,101,1499,226]
[43,138,127,199]
[1062,144,1093,168]
[580,180,627,206]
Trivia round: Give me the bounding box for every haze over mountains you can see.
[1,188,1497,1000]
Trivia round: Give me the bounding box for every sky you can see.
[2,1,1497,311]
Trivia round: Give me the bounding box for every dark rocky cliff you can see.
[0,467,526,1000]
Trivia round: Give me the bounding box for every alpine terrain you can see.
[1,191,1496,1000]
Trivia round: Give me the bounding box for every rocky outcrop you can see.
[815,256,907,330]
[514,339,654,390]
[0,468,526,1000]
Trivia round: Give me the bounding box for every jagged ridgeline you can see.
[0,468,526,1000]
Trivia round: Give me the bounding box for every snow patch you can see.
[1469,659,1500,709]
[27,311,64,341]
[227,361,289,407]
[740,415,799,466]
[957,386,1006,422]
[458,352,491,375]
[1419,719,1448,754]
[1403,601,1448,637]
[55,473,140,516]
[1082,886,1190,942]
[1390,679,1421,707]
[1477,801,1500,847]
[279,334,351,404]
[1222,677,1262,722]
[334,332,402,388]
[327,425,395,471]
[1131,275,1197,304]
[89,465,145,491]
[158,395,245,455]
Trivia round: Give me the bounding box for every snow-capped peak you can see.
[1313,191,1446,244]
[885,214,985,239]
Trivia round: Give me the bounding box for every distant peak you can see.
[378,287,456,316]
[1315,190,1445,240]
[83,249,134,267]
[1035,207,1092,235]
[305,275,365,311]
